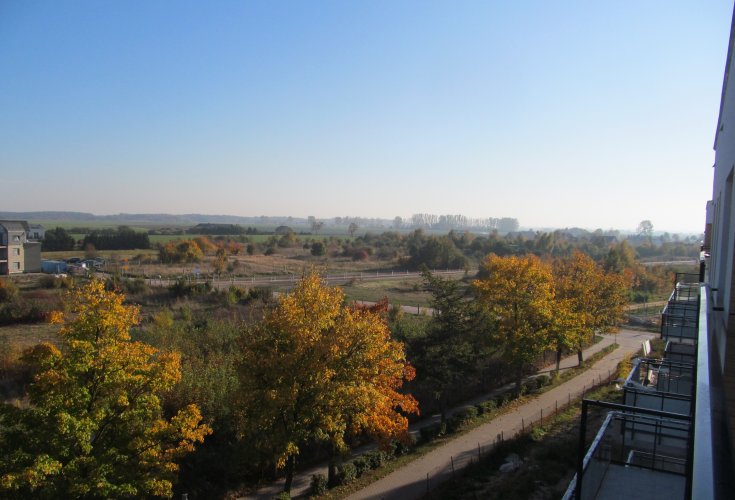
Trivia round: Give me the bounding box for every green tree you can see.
[0,281,211,498]
[408,235,468,270]
[310,241,326,256]
[603,240,637,273]
[412,270,490,422]
[41,227,75,252]
[637,220,654,239]
[474,254,554,394]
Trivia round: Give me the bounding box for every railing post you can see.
[576,400,589,500]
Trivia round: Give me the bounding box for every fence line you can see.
[424,369,617,495]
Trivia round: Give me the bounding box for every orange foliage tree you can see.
[235,272,418,492]
[0,280,211,498]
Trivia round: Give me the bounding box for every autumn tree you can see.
[0,281,211,498]
[545,294,583,374]
[474,254,554,394]
[159,239,204,264]
[554,251,629,365]
[235,272,418,492]
[213,247,227,275]
[192,236,217,255]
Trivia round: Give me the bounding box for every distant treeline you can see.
[185,223,258,235]
[407,214,519,232]
[7,211,523,232]
[82,227,150,250]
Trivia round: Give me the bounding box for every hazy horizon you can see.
[1,1,730,233]
[0,209,703,235]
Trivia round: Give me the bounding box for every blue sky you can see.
[1,1,732,232]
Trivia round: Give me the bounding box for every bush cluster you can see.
[0,280,19,303]
[0,300,49,326]
[168,280,213,298]
[39,275,74,290]
[309,473,327,496]
[332,443,409,488]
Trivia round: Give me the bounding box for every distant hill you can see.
[0,212,309,225]
[0,211,537,233]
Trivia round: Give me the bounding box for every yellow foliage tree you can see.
[0,280,211,499]
[554,250,630,365]
[474,254,554,394]
[236,272,418,492]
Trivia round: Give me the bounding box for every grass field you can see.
[0,323,60,351]
[340,277,434,307]
[31,220,160,232]
[41,249,159,260]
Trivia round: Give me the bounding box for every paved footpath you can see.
[348,329,654,500]
[245,329,654,499]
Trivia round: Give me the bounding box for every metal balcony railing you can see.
[564,277,735,499]
[624,357,695,397]
[661,277,700,344]
[567,401,691,500]
[664,341,697,363]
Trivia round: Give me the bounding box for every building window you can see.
[13,248,20,256]
[13,235,20,242]
[13,262,20,270]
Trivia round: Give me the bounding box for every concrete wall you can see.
[711,6,735,466]
[23,242,41,273]
[0,221,38,274]
[5,231,24,274]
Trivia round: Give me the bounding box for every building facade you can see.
[0,221,42,275]
[564,5,735,499]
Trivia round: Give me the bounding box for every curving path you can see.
[244,329,654,499]
[347,329,654,500]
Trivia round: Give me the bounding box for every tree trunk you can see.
[439,396,447,426]
[284,454,295,493]
[328,459,338,488]
[577,348,584,366]
[327,445,338,487]
[515,367,523,396]
[556,348,562,373]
